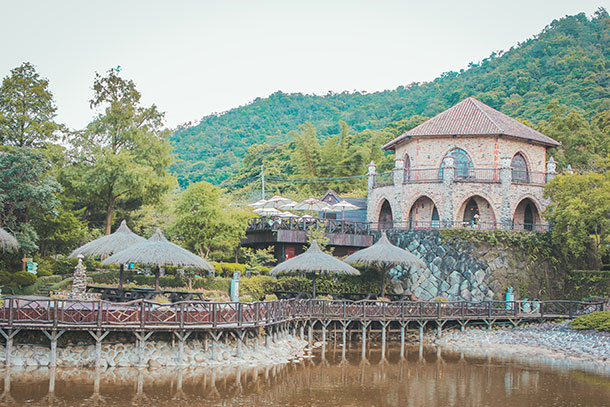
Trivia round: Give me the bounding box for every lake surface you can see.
[1,345,609,407]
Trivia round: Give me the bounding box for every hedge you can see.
[569,311,610,332]
[565,270,610,300]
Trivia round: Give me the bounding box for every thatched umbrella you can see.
[0,227,19,252]
[102,228,214,291]
[344,232,425,297]
[70,220,146,290]
[270,240,360,297]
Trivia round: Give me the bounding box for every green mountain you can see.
[170,10,610,188]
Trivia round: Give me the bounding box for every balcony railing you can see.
[247,217,550,234]
[404,168,442,183]
[455,168,500,183]
[512,170,547,185]
[373,172,393,187]
[371,167,550,188]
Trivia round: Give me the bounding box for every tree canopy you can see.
[170,10,610,187]
[0,62,59,147]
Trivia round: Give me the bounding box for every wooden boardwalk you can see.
[0,297,603,331]
[0,297,604,367]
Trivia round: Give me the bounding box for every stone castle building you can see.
[367,97,560,231]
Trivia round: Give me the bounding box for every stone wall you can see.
[1,333,307,368]
[383,230,557,302]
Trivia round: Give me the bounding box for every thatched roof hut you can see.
[70,220,147,290]
[344,233,425,297]
[270,240,360,297]
[70,220,146,258]
[103,228,214,290]
[0,228,19,252]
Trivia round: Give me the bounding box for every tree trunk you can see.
[155,266,160,291]
[105,190,115,235]
[380,268,387,298]
[119,264,124,291]
[312,273,317,298]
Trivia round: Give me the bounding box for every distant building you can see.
[367,97,560,231]
[319,189,367,222]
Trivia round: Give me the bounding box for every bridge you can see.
[0,297,603,366]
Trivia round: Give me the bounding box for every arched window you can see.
[511,153,529,183]
[439,148,473,178]
[404,154,411,169]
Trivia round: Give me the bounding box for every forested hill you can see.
[170,10,610,187]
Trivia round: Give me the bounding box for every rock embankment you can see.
[437,322,610,375]
[1,335,308,368]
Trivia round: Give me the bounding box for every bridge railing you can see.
[0,298,604,330]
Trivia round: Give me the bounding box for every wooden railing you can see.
[0,298,603,330]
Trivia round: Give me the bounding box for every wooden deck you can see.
[0,298,603,332]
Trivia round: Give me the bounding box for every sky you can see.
[1,0,607,131]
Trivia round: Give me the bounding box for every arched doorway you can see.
[458,195,496,228]
[513,198,541,231]
[463,198,479,224]
[408,196,440,229]
[378,199,393,229]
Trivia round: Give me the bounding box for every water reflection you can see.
[0,345,609,407]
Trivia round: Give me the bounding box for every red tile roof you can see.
[383,97,560,150]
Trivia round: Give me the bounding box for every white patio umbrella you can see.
[248,199,268,209]
[278,211,298,218]
[260,195,297,209]
[254,207,282,216]
[293,198,333,212]
[332,200,360,218]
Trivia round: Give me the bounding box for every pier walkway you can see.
[0,297,604,367]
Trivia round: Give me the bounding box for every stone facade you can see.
[367,132,557,230]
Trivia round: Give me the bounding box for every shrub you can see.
[211,262,246,277]
[240,294,255,302]
[569,311,610,332]
[192,276,231,293]
[264,294,278,301]
[240,276,275,300]
[565,270,610,300]
[12,271,36,287]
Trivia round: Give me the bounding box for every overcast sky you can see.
[1,0,606,130]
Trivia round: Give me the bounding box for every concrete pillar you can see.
[360,321,370,360]
[0,329,20,368]
[134,331,153,368]
[88,330,109,368]
[500,153,512,229]
[42,330,65,368]
[381,321,389,360]
[393,157,404,187]
[546,156,557,182]
[442,156,455,227]
[400,322,407,359]
[299,324,304,340]
[367,161,377,191]
[174,331,192,365]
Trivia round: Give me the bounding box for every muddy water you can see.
[1,345,609,407]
